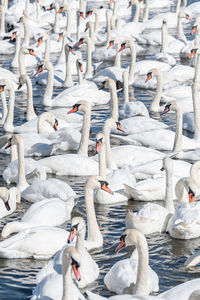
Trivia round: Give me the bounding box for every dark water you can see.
[0,0,199,299]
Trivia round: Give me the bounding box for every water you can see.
[0,0,200,299]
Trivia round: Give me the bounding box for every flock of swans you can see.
[0,0,200,299]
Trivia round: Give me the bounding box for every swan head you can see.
[178,11,191,21]
[65,43,75,55]
[86,9,93,17]
[17,74,27,90]
[86,175,113,194]
[68,216,86,243]
[4,134,23,150]
[76,59,83,72]
[162,18,167,25]
[0,187,10,211]
[116,228,145,252]
[62,246,81,281]
[188,48,198,59]
[77,10,85,20]
[161,100,180,115]
[161,157,173,172]
[67,100,91,115]
[188,186,195,203]
[38,112,58,132]
[95,132,104,153]
[21,47,37,57]
[35,63,45,75]
[104,118,124,133]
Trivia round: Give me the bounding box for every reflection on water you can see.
[0,0,200,299]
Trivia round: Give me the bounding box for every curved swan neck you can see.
[190,161,200,186]
[4,82,15,133]
[161,22,168,53]
[43,61,54,106]
[143,0,149,22]
[23,75,37,120]
[0,90,8,123]
[15,135,29,191]
[103,119,118,170]
[128,230,149,295]
[62,251,74,300]
[78,104,91,156]
[123,71,129,103]
[64,46,74,88]
[150,69,163,112]
[0,6,5,36]
[177,13,187,42]
[128,41,136,84]
[114,41,121,68]
[164,159,174,214]
[37,112,55,134]
[108,79,118,121]
[85,184,103,245]
[132,0,140,23]
[173,103,183,152]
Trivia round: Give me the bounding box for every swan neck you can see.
[19,48,26,75]
[78,106,91,156]
[133,232,149,295]
[0,7,5,36]
[123,72,129,103]
[164,163,174,214]
[128,42,136,84]
[99,142,107,179]
[76,228,85,255]
[13,34,21,67]
[54,7,60,33]
[109,81,118,121]
[143,0,149,22]
[44,37,50,62]
[161,23,168,53]
[62,254,74,300]
[4,84,15,132]
[11,144,18,161]
[190,161,200,186]
[177,15,187,42]
[173,105,183,152]
[0,91,7,123]
[176,0,181,15]
[22,17,29,47]
[16,136,29,191]
[150,70,163,112]
[77,12,81,40]
[114,42,121,68]
[132,0,140,23]
[66,8,71,37]
[43,61,53,106]
[85,185,103,245]
[78,65,83,84]
[103,122,118,170]
[192,82,200,144]
[106,12,111,42]
[25,75,37,120]
[94,11,99,33]
[64,49,74,88]
[85,38,93,78]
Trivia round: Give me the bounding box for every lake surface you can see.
[0,0,199,299]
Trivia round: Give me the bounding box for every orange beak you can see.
[115,238,125,252]
[118,44,125,52]
[145,74,152,83]
[72,264,81,281]
[11,32,16,40]
[101,183,113,194]
[5,139,12,149]
[35,66,43,76]
[190,26,197,35]
[67,227,77,243]
[188,49,196,59]
[0,85,5,93]
[186,15,191,21]
[74,40,83,48]
[67,106,78,114]
[107,41,113,49]
[95,140,102,153]
[57,7,63,13]
[80,12,85,19]
[53,119,58,131]
[78,63,83,72]
[37,38,42,47]
[69,47,75,55]
[189,192,195,203]
[87,11,93,17]
[116,122,124,133]
[29,49,37,57]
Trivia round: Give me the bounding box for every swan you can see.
[104,229,159,296]
[0,187,20,219]
[34,58,110,107]
[126,157,175,234]
[0,175,112,259]
[112,100,198,152]
[39,101,99,176]
[94,129,136,204]
[31,245,85,300]
[34,216,99,293]
[35,32,62,60]
[1,195,75,238]
[119,71,149,119]
[0,85,7,125]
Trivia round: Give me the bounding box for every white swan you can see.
[0,187,20,219]
[31,246,85,300]
[104,229,159,296]
[39,101,99,176]
[1,195,75,238]
[35,217,99,293]
[34,58,110,107]
[126,157,175,234]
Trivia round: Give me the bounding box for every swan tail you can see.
[1,221,27,238]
